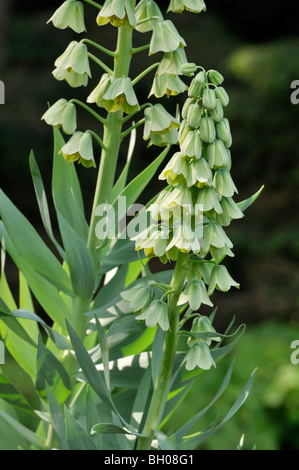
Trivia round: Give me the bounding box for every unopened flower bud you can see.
[186,103,202,128]
[215,86,229,107]
[181,62,197,75]
[208,69,224,86]
[202,88,217,110]
[200,117,216,144]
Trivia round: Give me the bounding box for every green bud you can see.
[177,279,213,311]
[213,168,238,198]
[216,118,232,144]
[207,140,230,169]
[181,98,194,120]
[215,86,229,107]
[181,131,203,158]
[196,186,223,214]
[168,0,206,14]
[202,88,217,110]
[59,131,95,168]
[200,117,216,144]
[96,0,137,28]
[210,99,224,122]
[47,0,86,34]
[143,104,180,140]
[41,99,77,135]
[150,20,186,55]
[208,264,240,295]
[186,103,202,128]
[185,341,215,371]
[188,71,206,98]
[208,69,224,86]
[181,62,197,75]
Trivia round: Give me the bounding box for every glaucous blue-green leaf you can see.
[64,406,98,450]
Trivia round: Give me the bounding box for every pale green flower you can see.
[41,99,77,135]
[188,316,221,346]
[167,222,202,253]
[208,264,240,295]
[213,168,238,198]
[143,104,180,141]
[136,300,169,331]
[135,0,164,33]
[181,130,202,158]
[59,131,95,168]
[200,222,233,255]
[207,140,231,169]
[187,158,212,187]
[186,103,202,129]
[148,128,179,148]
[101,78,139,114]
[150,20,186,55]
[168,0,206,14]
[177,280,213,311]
[149,73,187,98]
[159,151,189,184]
[185,341,215,371]
[87,73,112,106]
[157,48,189,76]
[216,197,244,226]
[200,117,216,144]
[47,0,86,34]
[96,0,137,28]
[196,186,223,214]
[54,41,91,77]
[52,67,88,88]
[210,99,224,122]
[216,118,232,144]
[202,88,217,110]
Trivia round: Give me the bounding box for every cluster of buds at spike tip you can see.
[132,68,242,314]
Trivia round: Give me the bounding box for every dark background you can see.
[0,0,299,449]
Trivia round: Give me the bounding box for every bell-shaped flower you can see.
[96,0,137,28]
[59,131,95,168]
[150,20,186,55]
[185,341,215,371]
[168,0,206,14]
[196,186,223,214]
[167,222,202,254]
[208,264,240,295]
[52,67,88,88]
[148,128,179,147]
[210,244,234,260]
[54,41,91,77]
[101,78,139,114]
[136,300,169,331]
[207,140,231,169]
[41,99,77,135]
[122,284,155,312]
[47,0,86,34]
[162,184,193,212]
[213,168,238,198]
[149,73,187,98]
[135,0,164,33]
[216,197,244,226]
[157,48,188,76]
[177,279,213,311]
[159,151,189,185]
[187,158,212,187]
[143,104,180,141]
[87,73,112,106]
[178,119,193,145]
[201,222,233,255]
[185,261,213,285]
[181,131,202,158]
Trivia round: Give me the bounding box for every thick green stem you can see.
[137,252,189,450]
[87,23,134,262]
